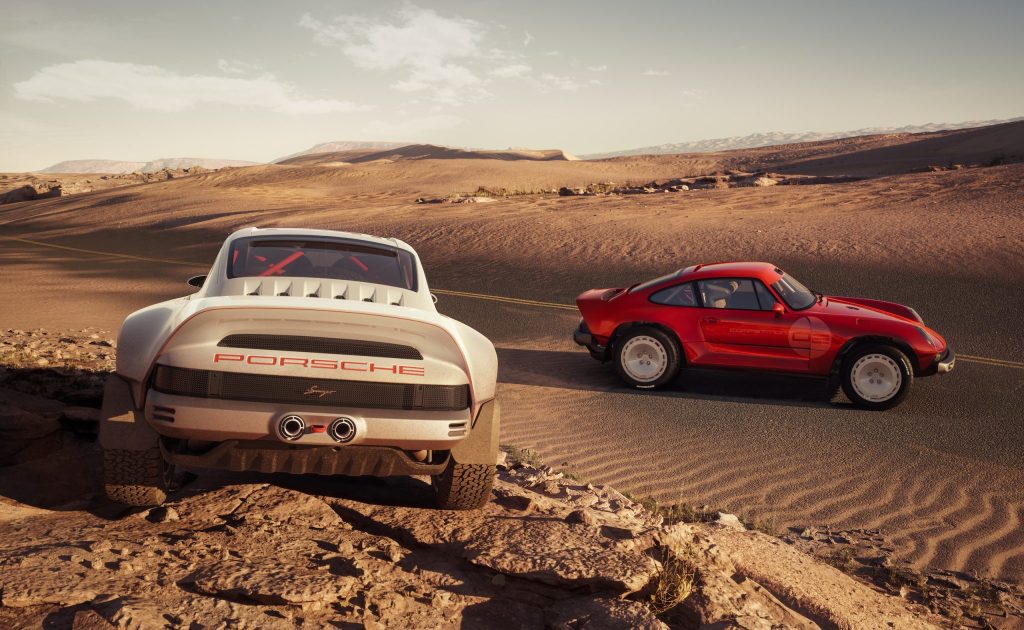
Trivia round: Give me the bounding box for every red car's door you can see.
[695,278,809,372]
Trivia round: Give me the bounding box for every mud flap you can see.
[98,375,159,451]
[450,399,500,465]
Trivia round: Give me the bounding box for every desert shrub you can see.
[502,445,542,467]
[741,512,778,535]
[646,545,697,615]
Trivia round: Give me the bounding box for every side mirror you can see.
[772,302,786,317]
[187,275,207,288]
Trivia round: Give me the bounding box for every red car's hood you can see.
[809,296,919,324]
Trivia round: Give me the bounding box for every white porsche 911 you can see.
[100,227,499,509]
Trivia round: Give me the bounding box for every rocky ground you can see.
[0,330,1018,628]
[0,167,219,205]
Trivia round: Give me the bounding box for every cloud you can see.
[538,73,585,91]
[216,58,262,75]
[587,64,608,72]
[361,113,462,137]
[14,59,363,114]
[643,69,670,76]
[523,31,533,47]
[301,6,489,105]
[490,63,531,78]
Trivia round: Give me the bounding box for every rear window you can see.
[228,238,418,291]
[630,270,682,293]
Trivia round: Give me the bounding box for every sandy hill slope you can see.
[273,140,411,163]
[587,116,1024,158]
[38,157,260,174]
[278,144,578,166]
[596,119,1024,177]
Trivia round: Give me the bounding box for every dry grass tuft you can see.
[646,545,697,615]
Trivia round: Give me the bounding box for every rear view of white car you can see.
[100,227,499,509]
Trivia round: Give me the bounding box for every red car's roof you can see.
[681,262,783,283]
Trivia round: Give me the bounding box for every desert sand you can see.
[2,122,1023,605]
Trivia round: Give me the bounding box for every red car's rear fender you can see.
[576,288,626,342]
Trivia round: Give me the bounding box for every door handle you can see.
[702,317,719,324]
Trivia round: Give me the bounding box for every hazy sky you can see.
[2,0,1022,170]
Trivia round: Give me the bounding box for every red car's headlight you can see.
[915,326,938,349]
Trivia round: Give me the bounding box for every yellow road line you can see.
[1,235,200,267]
[6,233,1024,369]
[959,354,1024,370]
[432,288,577,311]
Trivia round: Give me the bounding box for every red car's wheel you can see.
[614,327,681,389]
[841,343,913,410]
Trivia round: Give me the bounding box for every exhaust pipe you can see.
[328,417,357,443]
[279,415,305,441]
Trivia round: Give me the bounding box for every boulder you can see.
[0,184,61,205]
[0,404,60,439]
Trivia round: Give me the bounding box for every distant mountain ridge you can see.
[38,157,259,174]
[584,117,1024,158]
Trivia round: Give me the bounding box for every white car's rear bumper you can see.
[145,390,472,450]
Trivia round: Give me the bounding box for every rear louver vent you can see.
[218,334,423,360]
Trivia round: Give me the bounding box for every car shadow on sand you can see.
[496,346,848,409]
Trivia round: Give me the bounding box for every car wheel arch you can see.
[609,321,686,364]
[832,336,919,376]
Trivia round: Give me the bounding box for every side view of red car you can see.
[573,262,954,410]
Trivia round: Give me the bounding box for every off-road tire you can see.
[103,447,172,506]
[841,343,913,411]
[433,459,494,510]
[613,326,681,390]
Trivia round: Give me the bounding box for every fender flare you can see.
[98,374,159,451]
[831,336,920,377]
[609,321,686,365]
[450,398,499,465]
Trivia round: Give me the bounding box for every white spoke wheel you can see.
[850,354,901,401]
[841,344,913,410]
[614,327,681,389]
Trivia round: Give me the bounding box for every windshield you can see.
[772,273,816,310]
[228,238,418,291]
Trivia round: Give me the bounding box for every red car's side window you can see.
[697,279,769,311]
[650,282,697,306]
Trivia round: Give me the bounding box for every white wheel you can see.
[619,335,668,383]
[850,353,902,402]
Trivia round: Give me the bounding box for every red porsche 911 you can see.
[573,262,954,410]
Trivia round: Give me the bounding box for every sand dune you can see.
[1,132,1022,584]
[585,116,1024,158]
[277,143,578,166]
[595,120,1024,177]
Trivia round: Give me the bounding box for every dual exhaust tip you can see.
[278,415,357,443]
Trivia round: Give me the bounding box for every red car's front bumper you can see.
[931,347,955,375]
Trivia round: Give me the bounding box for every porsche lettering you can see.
[213,352,426,376]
